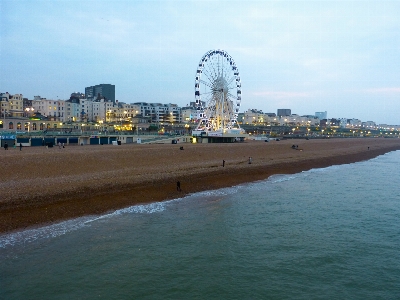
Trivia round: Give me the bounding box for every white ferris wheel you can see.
[194,49,242,132]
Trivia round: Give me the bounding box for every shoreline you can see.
[1,138,399,234]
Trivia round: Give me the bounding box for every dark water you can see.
[1,151,400,299]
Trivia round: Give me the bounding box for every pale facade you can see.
[243,109,266,125]
[133,102,181,124]
[92,100,114,122]
[0,93,24,117]
[362,121,377,130]
[113,103,141,121]
[65,101,80,122]
[346,118,362,128]
[181,106,198,123]
[32,98,65,121]
[79,99,92,121]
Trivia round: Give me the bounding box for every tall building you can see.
[277,109,291,117]
[315,111,327,120]
[85,84,115,102]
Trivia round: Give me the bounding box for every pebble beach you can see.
[1,138,399,234]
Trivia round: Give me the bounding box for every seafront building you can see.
[315,111,328,120]
[241,109,320,127]
[277,109,291,117]
[0,92,24,118]
[85,84,115,103]
[132,102,182,124]
[1,91,399,136]
[31,96,65,121]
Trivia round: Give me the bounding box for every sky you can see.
[1,0,400,125]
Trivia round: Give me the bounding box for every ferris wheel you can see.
[194,49,242,132]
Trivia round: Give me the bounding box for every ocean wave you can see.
[0,200,181,249]
[0,218,89,249]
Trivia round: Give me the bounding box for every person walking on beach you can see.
[19,143,22,151]
[177,181,181,191]
[248,157,252,164]
[4,142,8,150]
[223,160,225,167]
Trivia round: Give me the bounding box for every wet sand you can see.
[1,138,399,234]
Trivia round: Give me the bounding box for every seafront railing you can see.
[0,130,181,137]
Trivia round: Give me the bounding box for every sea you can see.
[1,151,400,300]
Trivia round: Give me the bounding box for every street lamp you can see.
[25,107,34,117]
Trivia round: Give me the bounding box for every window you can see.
[9,122,13,129]
[17,122,22,130]
[40,123,44,130]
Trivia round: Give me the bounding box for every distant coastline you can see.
[1,138,399,234]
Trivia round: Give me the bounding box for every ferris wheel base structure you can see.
[192,128,248,143]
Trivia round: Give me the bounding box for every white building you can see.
[181,106,198,123]
[362,121,377,130]
[0,92,24,118]
[91,99,114,122]
[65,100,81,122]
[346,118,362,129]
[242,109,266,125]
[133,102,181,124]
[32,97,65,121]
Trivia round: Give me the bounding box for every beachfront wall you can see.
[31,138,44,146]
[100,137,108,144]
[1,136,127,147]
[16,138,30,147]
[2,133,196,147]
[90,138,100,145]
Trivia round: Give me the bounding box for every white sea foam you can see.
[0,199,182,249]
[83,200,177,224]
[192,185,241,198]
[0,218,89,249]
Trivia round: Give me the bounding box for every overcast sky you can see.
[1,0,399,124]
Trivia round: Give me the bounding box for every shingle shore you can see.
[1,138,399,233]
